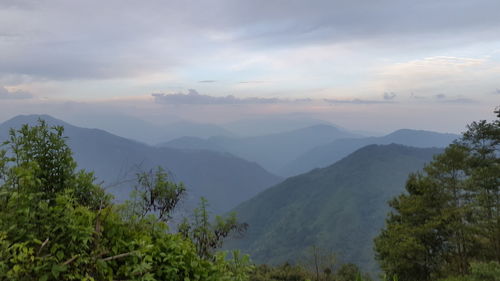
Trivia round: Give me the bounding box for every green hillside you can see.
[227,144,442,273]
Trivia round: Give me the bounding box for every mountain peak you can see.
[1,114,71,129]
[387,128,456,138]
[300,123,339,132]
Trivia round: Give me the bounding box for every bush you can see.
[0,120,251,281]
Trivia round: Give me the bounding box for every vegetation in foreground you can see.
[375,108,500,281]
[0,121,252,280]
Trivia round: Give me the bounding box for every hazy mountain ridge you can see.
[226,144,443,273]
[282,129,458,176]
[62,113,235,145]
[220,116,339,137]
[0,115,282,214]
[161,124,361,176]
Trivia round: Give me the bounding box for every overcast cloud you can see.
[1,0,499,81]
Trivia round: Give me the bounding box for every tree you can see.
[303,245,337,281]
[2,120,109,209]
[374,174,449,281]
[440,262,500,281]
[178,197,248,260]
[374,108,500,280]
[459,118,500,263]
[336,263,366,281]
[126,167,186,223]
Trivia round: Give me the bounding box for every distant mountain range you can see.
[226,144,443,273]
[220,115,338,137]
[282,129,458,176]
[160,124,361,176]
[0,115,281,214]
[65,113,234,145]
[64,113,351,145]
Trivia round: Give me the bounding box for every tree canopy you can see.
[374,109,500,281]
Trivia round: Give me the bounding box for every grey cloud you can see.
[0,0,36,9]
[0,86,33,100]
[408,93,477,104]
[152,89,308,105]
[238,81,267,84]
[494,89,500,95]
[199,80,217,83]
[440,98,477,104]
[383,92,396,100]
[0,1,185,80]
[0,40,178,80]
[323,98,394,105]
[0,32,20,38]
[433,94,476,104]
[294,98,313,103]
[1,0,499,80]
[410,93,426,100]
[221,0,500,48]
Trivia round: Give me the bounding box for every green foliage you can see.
[250,263,311,281]
[179,197,248,260]
[440,262,500,281]
[0,119,252,280]
[247,245,373,281]
[128,167,186,222]
[248,262,373,281]
[336,263,369,281]
[227,143,441,272]
[303,245,337,281]
[374,174,449,281]
[5,120,75,196]
[375,109,500,281]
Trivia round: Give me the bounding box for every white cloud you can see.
[0,86,33,99]
[323,98,394,105]
[383,92,396,100]
[152,89,312,105]
[372,56,500,98]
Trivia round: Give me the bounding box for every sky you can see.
[0,0,499,134]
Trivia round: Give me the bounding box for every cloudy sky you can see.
[0,0,499,133]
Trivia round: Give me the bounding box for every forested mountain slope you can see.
[227,144,442,273]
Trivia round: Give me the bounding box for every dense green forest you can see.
[227,144,442,273]
[0,108,498,280]
[375,109,500,281]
